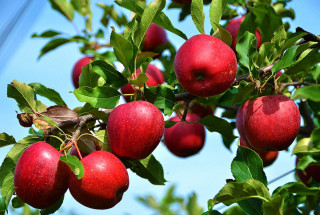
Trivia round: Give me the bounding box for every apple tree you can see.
[1,0,320,214]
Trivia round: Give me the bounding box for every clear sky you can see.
[0,0,319,214]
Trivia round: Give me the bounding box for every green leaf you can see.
[91,60,128,88]
[73,86,121,109]
[223,206,247,215]
[78,63,100,88]
[124,154,166,185]
[165,120,178,128]
[236,32,257,72]
[97,3,128,28]
[0,197,6,213]
[38,38,71,59]
[198,115,237,142]
[237,12,257,45]
[59,155,84,179]
[271,42,317,74]
[115,0,187,40]
[133,0,166,48]
[0,144,30,209]
[262,195,284,215]
[186,193,203,215]
[212,179,271,206]
[130,73,149,87]
[292,85,320,102]
[281,32,307,54]
[292,138,320,155]
[286,48,320,75]
[232,82,255,104]
[7,80,46,113]
[272,182,320,197]
[40,195,64,215]
[209,0,227,32]
[110,30,134,73]
[11,196,25,208]
[29,83,67,106]
[255,42,277,68]
[18,135,45,144]
[31,30,61,38]
[191,0,205,34]
[250,5,282,42]
[272,25,287,49]
[0,133,16,148]
[49,0,74,21]
[212,22,232,47]
[144,85,176,116]
[232,146,268,186]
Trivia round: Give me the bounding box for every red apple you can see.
[189,101,213,118]
[236,100,250,146]
[275,71,283,79]
[68,151,129,209]
[143,23,168,52]
[120,64,164,102]
[225,16,262,51]
[240,138,278,167]
[174,34,237,97]
[14,142,69,209]
[72,56,94,88]
[243,95,301,151]
[296,157,320,186]
[164,113,206,157]
[107,101,164,160]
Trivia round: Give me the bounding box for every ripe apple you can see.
[72,56,94,88]
[164,113,206,157]
[296,157,320,186]
[68,151,129,209]
[275,71,283,79]
[107,101,164,160]
[225,16,262,51]
[14,142,69,209]
[189,101,213,118]
[240,138,278,167]
[143,23,168,52]
[174,34,237,97]
[120,64,164,102]
[236,100,250,146]
[243,95,301,151]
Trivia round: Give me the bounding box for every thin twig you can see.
[44,110,113,135]
[181,100,190,121]
[299,101,316,137]
[268,169,296,184]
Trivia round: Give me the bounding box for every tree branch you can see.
[44,109,113,135]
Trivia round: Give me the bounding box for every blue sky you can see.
[0,0,319,214]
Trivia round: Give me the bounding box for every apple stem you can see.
[74,141,83,160]
[59,142,72,154]
[181,100,190,121]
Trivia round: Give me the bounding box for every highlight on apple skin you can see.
[72,56,94,88]
[143,23,168,52]
[225,16,262,51]
[164,113,206,158]
[107,101,164,160]
[243,94,301,151]
[68,151,129,209]
[174,34,237,97]
[14,142,69,209]
[120,64,164,102]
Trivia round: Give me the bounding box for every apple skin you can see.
[164,113,206,157]
[14,142,69,209]
[275,71,283,79]
[174,34,237,97]
[107,101,164,160]
[240,138,278,167]
[189,102,213,118]
[72,56,94,88]
[243,95,301,151]
[68,151,129,209]
[143,23,168,52]
[120,64,164,102]
[225,16,262,51]
[296,158,320,187]
[236,100,250,146]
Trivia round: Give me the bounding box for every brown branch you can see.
[280,82,315,88]
[296,27,320,46]
[44,109,113,135]
[298,101,316,137]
